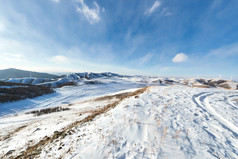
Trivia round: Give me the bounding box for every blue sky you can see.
[0,0,238,78]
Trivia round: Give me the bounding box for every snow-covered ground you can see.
[0,77,147,116]
[0,76,238,158]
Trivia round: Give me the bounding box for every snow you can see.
[0,77,147,116]
[0,76,238,158]
[0,85,28,89]
[3,72,126,87]
[6,78,23,83]
[6,77,54,85]
[52,85,237,159]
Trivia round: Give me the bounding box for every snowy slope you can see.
[1,84,238,158]
[0,76,147,116]
[3,72,127,87]
[37,85,238,159]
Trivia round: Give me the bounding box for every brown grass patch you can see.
[207,80,226,87]
[57,82,77,88]
[172,130,181,139]
[25,107,70,116]
[218,83,232,89]
[13,86,149,158]
[94,92,131,102]
[161,127,168,143]
[192,85,210,88]
[234,98,238,101]
[0,81,54,103]
[0,125,27,142]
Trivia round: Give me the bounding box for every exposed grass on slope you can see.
[0,81,54,103]
[25,107,70,116]
[0,125,27,142]
[12,86,149,159]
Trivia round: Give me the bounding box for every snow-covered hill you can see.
[1,84,238,158]
[2,72,238,90]
[181,78,238,90]
[2,72,128,88]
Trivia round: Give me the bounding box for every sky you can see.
[0,0,238,78]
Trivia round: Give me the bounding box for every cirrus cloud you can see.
[172,53,188,63]
[51,0,60,3]
[208,43,238,57]
[145,0,161,15]
[76,0,102,24]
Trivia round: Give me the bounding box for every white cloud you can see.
[76,0,101,24]
[145,0,161,15]
[52,0,60,3]
[51,55,69,64]
[172,53,188,63]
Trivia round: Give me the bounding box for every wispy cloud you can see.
[145,0,161,15]
[160,8,173,17]
[0,22,5,32]
[0,53,25,62]
[76,0,102,24]
[51,0,60,3]
[138,53,154,65]
[211,0,222,9]
[208,43,238,57]
[172,53,188,63]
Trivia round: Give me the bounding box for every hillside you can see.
[0,83,238,158]
[0,68,58,79]
[0,81,54,103]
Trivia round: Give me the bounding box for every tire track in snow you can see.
[226,95,238,110]
[193,92,238,137]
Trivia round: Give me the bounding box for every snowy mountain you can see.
[2,72,129,88]
[0,68,58,79]
[1,69,238,91]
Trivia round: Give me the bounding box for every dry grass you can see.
[25,107,70,116]
[172,130,181,139]
[217,83,232,89]
[0,125,27,142]
[192,85,210,88]
[0,81,54,103]
[57,82,77,88]
[12,86,149,159]
[161,127,168,143]
[207,80,226,87]
[94,92,131,102]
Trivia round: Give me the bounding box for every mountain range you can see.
[0,68,58,79]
